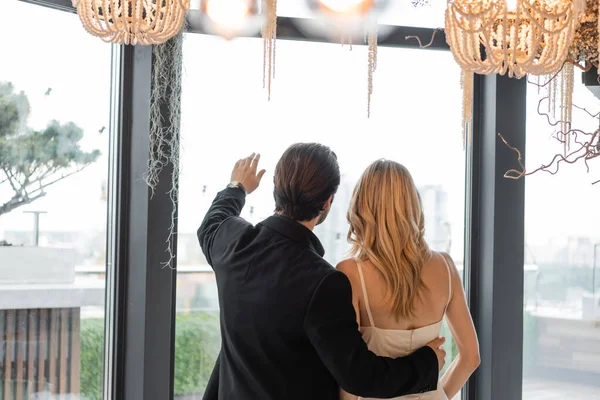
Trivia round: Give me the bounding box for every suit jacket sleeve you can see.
[197,187,246,266]
[303,271,439,398]
[202,352,220,400]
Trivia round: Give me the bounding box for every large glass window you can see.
[523,79,600,398]
[176,34,466,397]
[0,2,112,399]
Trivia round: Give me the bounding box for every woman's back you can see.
[339,252,453,400]
[342,159,479,400]
[353,252,452,331]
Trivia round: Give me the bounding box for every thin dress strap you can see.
[355,259,375,328]
[440,253,453,312]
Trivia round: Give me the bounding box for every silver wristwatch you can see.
[227,181,246,194]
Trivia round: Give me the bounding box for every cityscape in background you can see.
[3,180,599,317]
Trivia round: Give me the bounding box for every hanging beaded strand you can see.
[460,69,474,148]
[560,63,574,154]
[545,65,574,155]
[367,26,378,118]
[341,35,354,50]
[262,0,278,100]
[552,72,558,118]
[545,72,558,119]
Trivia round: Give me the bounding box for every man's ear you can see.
[324,195,334,209]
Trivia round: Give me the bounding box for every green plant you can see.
[80,318,105,400]
[174,312,221,395]
[79,312,221,399]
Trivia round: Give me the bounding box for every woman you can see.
[338,160,480,400]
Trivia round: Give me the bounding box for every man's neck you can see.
[298,219,317,231]
[276,212,318,231]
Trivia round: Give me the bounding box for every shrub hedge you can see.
[81,312,536,398]
[80,312,220,399]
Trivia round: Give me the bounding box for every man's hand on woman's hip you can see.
[426,337,446,372]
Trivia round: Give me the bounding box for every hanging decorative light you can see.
[304,0,389,38]
[72,0,190,45]
[445,0,579,78]
[201,0,263,40]
[316,0,375,14]
[305,0,389,117]
[197,0,276,99]
[305,0,388,24]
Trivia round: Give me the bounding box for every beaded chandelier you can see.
[445,0,578,78]
[72,0,190,45]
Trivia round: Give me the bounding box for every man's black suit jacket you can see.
[198,187,439,400]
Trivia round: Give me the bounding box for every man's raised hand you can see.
[231,153,266,195]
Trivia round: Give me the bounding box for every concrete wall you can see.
[0,247,76,284]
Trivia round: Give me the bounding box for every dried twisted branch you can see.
[498,78,600,184]
[404,28,442,49]
[499,130,599,179]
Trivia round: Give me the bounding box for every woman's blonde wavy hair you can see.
[347,159,430,320]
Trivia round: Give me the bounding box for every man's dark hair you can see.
[274,143,340,221]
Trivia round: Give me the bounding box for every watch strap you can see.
[227,181,246,194]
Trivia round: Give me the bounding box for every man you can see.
[198,144,445,400]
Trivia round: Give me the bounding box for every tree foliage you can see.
[80,312,221,399]
[0,82,100,217]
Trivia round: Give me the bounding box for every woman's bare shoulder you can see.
[427,250,458,269]
[336,258,357,276]
[426,251,462,291]
[337,258,365,287]
[336,258,364,302]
